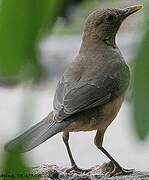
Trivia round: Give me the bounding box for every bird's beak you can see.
[122,5,143,18]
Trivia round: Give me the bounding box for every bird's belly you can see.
[63,95,124,132]
[97,95,124,130]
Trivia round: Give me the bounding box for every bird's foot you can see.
[65,164,91,174]
[107,166,134,177]
[101,161,134,177]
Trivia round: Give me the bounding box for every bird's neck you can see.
[80,32,116,53]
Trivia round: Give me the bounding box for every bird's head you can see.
[83,5,142,46]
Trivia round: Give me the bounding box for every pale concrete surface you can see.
[32,164,149,180]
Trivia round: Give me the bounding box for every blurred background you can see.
[0,0,149,174]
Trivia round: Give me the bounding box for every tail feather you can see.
[4,112,72,153]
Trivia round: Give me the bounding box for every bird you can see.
[5,5,142,176]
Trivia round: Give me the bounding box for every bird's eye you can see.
[105,15,115,22]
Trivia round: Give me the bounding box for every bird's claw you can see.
[107,167,133,177]
[65,164,91,174]
[105,162,134,177]
[100,161,134,177]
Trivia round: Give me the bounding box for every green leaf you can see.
[132,18,149,139]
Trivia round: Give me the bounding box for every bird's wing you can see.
[53,61,129,122]
[53,76,112,122]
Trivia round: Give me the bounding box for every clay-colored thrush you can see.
[5,5,142,176]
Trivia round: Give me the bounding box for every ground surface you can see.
[32,163,149,180]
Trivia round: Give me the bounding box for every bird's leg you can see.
[62,132,90,173]
[94,130,133,176]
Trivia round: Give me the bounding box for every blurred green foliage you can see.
[2,152,34,180]
[0,0,67,84]
[0,0,68,177]
[133,15,149,140]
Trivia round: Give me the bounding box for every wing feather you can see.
[53,75,113,121]
[53,61,130,122]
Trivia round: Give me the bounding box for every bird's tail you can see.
[4,112,72,153]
